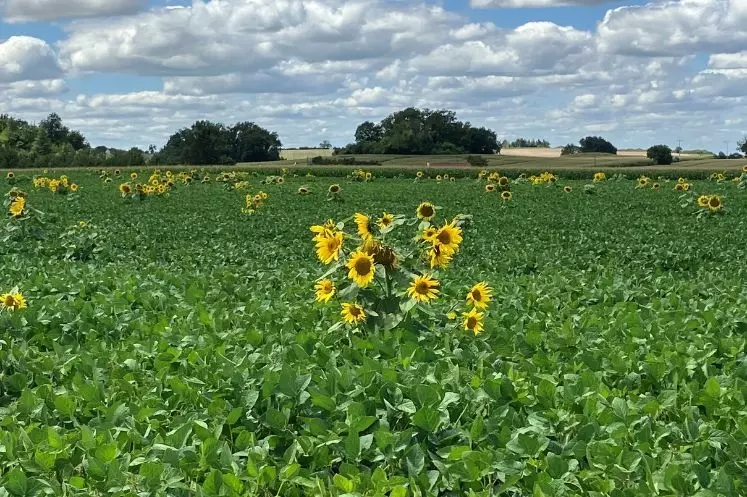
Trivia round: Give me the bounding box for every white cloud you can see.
[0,36,61,82]
[2,0,147,22]
[471,0,608,7]
[3,78,67,97]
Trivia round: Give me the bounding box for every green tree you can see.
[579,136,617,154]
[646,145,673,165]
[31,127,52,156]
[738,137,747,155]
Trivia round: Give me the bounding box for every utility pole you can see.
[724,141,729,156]
[677,139,682,157]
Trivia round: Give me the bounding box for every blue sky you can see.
[1,0,745,152]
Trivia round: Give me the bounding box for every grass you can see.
[1,169,746,496]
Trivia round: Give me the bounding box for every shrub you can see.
[579,136,617,155]
[646,145,673,165]
[561,144,580,156]
[466,155,489,167]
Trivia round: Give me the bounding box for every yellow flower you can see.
[677,177,686,184]
[463,308,484,335]
[485,184,495,193]
[593,172,606,182]
[298,187,310,195]
[9,197,25,217]
[314,279,336,303]
[416,202,435,221]
[652,183,660,190]
[447,311,457,320]
[158,184,167,194]
[315,231,344,264]
[743,165,747,173]
[683,183,690,191]
[416,171,424,178]
[433,222,463,256]
[49,179,60,192]
[130,172,138,180]
[674,183,684,191]
[329,184,341,194]
[429,244,453,269]
[341,303,366,325]
[150,179,159,187]
[6,171,14,179]
[501,191,512,201]
[498,176,509,187]
[563,186,572,193]
[697,195,710,208]
[637,177,649,188]
[365,172,372,180]
[1,292,27,311]
[354,213,373,239]
[708,195,722,211]
[70,184,79,192]
[466,282,493,309]
[407,274,440,303]
[377,212,394,230]
[346,250,376,287]
[421,226,438,243]
[436,175,442,181]
[311,219,337,242]
[119,183,132,196]
[261,192,268,200]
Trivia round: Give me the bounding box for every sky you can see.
[0,0,745,153]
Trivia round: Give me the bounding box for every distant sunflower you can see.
[341,303,366,324]
[677,177,686,184]
[104,177,113,183]
[346,250,376,287]
[637,177,649,187]
[563,186,572,193]
[683,183,690,191]
[708,195,722,211]
[0,292,27,311]
[450,177,456,182]
[407,274,440,303]
[354,212,373,239]
[416,171,424,178]
[158,184,167,194]
[697,195,710,208]
[416,202,436,221]
[443,174,449,180]
[377,212,394,230]
[150,179,159,187]
[130,172,138,180]
[119,183,132,196]
[365,172,372,180]
[314,279,336,303]
[276,176,285,184]
[6,171,14,179]
[315,232,344,264]
[298,186,310,195]
[498,176,509,187]
[114,169,121,175]
[652,183,660,190]
[743,165,747,173]
[436,175,442,181]
[421,226,438,243]
[463,308,484,335]
[433,222,463,255]
[8,197,25,217]
[70,184,79,192]
[261,192,268,199]
[485,184,496,193]
[501,191,512,201]
[466,282,492,309]
[429,245,453,269]
[329,184,341,194]
[674,183,684,191]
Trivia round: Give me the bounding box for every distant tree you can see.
[354,121,383,144]
[560,143,580,155]
[319,140,332,149]
[31,127,52,156]
[738,136,747,155]
[67,130,88,150]
[579,136,617,154]
[646,145,673,165]
[674,146,683,154]
[39,112,68,144]
[509,138,550,148]
[231,121,281,162]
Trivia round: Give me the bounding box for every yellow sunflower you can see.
[70,184,79,192]
[443,174,449,180]
[436,175,442,181]
[407,274,440,303]
[298,187,310,195]
[7,171,14,179]
[485,184,496,193]
[498,176,509,187]
[652,183,660,190]
[377,212,394,230]
[450,177,456,182]
[429,244,453,269]
[365,172,372,180]
[463,308,484,335]
[261,192,268,200]
[697,195,710,208]
[119,183,132,196]
[708,195,722,211]
[354,213,373,239]
[277,176,285,184]
[421,226,438,243]
[8,197,25,217]
[447,311,457,320]
[1,292,27,311]
[674,183,684,191]
[346,250,376,287]
[416,171,424,178]
[341,303,366,324]
[677,177,686,184]
[637,177,649,187]
[433,222,463,255]
[130,172,138,180]
[314,279,336,303]
[501,191,512,201]
[466,282,492,309]
[683,183,690,191]
[743,165,747,173]
[329,184,341,194]
[315,231,344,264]
[416,202,436,221]
[563,186,572,193]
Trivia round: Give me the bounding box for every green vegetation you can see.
[2,168,746,496]
[501,138,551,148]
[647,145,674,165]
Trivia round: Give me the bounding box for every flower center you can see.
[467,317,477,329]
[472,289,482,301]
[354,257,372,275]
[416,281,430,295]
[350,306,362,317]
[437,230,452,245]
[420,205,434,218]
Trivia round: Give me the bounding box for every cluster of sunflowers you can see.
[33,175,79,194]
[261,175,285,185]
[232,181,250,191]
[1,289,26,312]
[593,172,606,182]
[241,191,269,215]
[529,171,557,185]
[709,172,729,183]
[5,188,27,219]
[349,169,373,182]
[635,176,661,190]
[673,177,691,191]
[696,194,724,214]
[217,171,247,184]
[310,202,492,335]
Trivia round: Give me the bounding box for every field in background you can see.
[501,148,709,159]
[280,148,335,160]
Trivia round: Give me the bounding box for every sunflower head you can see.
[341,303,366,325]
[485,184,496,193]
[697,195,710,208]
[372,243,397,269]
[450,177,456,182]
[563,186,572,193]
[708,195,722,211]
[463,308,484,335]
[421,226,438,243]
[8,197,25,217]
[652,183,660,189]
[315,231,344,264]
[276,176,285,184]
[0,292,27,311]
[354,212,374,239]
[678,177,686,184]
[436,175,442,181]
[501,191,512,201]
[407,274,440,303]
[6,172,14,179]
[683,183,690,191]
[130,172,138,180]
[70,184,79,192]
[314,279,336,303]
[416,171,424,178]
[467,282,493,309]
[298,187,309,195]
[416,202,436,221]
[674,183,684,191]
[346,250,376,287]
[329,184,341,194]
[119,183,132,195]
[743,165,747,173]
[377,212,394,230]
[498,176,509,187]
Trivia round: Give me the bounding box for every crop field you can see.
[281,149,336,161]
[1,167,746,496]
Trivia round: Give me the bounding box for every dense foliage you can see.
[2,168,746,496]
[338,108,500,155]
[579,136,618,155]
[502,138,551,148]
[647,145,674,165]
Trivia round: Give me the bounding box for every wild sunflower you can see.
[8,197,25,217]
[450,177,456,182]
[708,195,722,211]
[443,174,449,180]
[365,172,372,180]
[462,308,484,335]
[593,172,606,182]
[1,292,27,311]
[150,179,159,187]
[421,226,438,243]
[114,169,121,176]
[433,222,463,255]
[298,187,310,195]
[416,171,424,178]
[341,303,366,324]
[6,172,14,179]
[158,184,167,194]
[563,186,572,193]
[498,176,509,187]
[436,175,442,181]
[277,177,285,184]
[697,195,710,208]
[407,274,440,303]
[466,282,492,309]
[652,183,660,190]
[314,279,336,303]
[447,311,457,320]
[329,184,341,194]
[416,202,436,221]
[430,244,453,269]
[346,250,376,287]
[119,183,132,196]
[354,213,373,239]
[674,183,684,191]
[377,212,394,230]
[130,172,138,180]
[315,231,344,264]
[501,191,512,201]
[70,184,79,192]
[683,183,691,191]
[743,165,747,173]
[261,192,268,200]
[677,177,686,184]
[637,177,649,187]
[485,184,496,193]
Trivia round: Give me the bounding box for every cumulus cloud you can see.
[3,78,67,97]
[471,0,608,7]
[0,36,62,82]
[2,0,147,22]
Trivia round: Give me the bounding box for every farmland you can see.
[1,167,746,496]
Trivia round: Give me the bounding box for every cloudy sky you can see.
[1,0,745,152]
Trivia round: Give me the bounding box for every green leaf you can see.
[344,432,360,460]
[405,443,425,476]
[5,468,28,497]
[202,469,223,496]
[546,453,568,479]
[333,474,354,493]
[412,407,441,432]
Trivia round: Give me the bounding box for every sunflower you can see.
[341,303,366,324]
[70,184,79,192]
[466,282,492,309]
[447,311,457,320]
[677,177,686,184]
[416,171,424,178]
[708,195,722,211]
[450,177,456,182]
[501,191,512,201]
[202,176,211,183]
[443,174,449,180]
[683,183,690,191]
[637,177,649,187]
[421,226,438,243]
[563,186,572,193]
[329,184,341,194]
[416,202,436,221]
[463,308,484,335]
[593,172,606,182]
[261,192,268,200]
[674,183,684,191]
[298,187,310,195]
[436,175,442,181]
[314,279,336,303]
[114,169,121,175]
[697,195,710,208]
[158,184,167,194]
[498,176,509,187]
[315,231,344,264]
[119,183,132,196]
[407,274,440,303]
[130,172,138,180]
[653,183,660,190]
[150,179,159,187]
[433,222,463,255]
[8,197,25,217]
[354,213,373,239]
[365,172,372,180]
[377,212,394,230]
[430,244,453,269]
[485,184,496,193]
[1,292,27,311]
[6,171,14,179]
[346,250,376,287]
[743,165,747,173]
[277,176,285,184]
